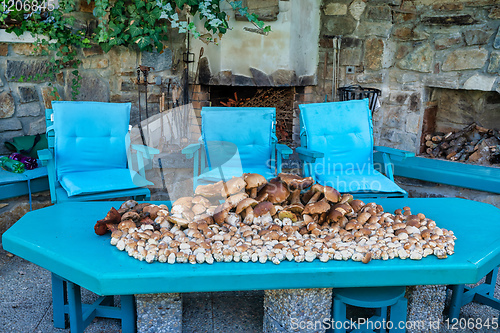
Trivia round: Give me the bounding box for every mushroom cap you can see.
[327,209,344,223]
[166,216,190,228]
[195,181,224,198]
[221,177,246,197]
[235,198,259,214]
[285,203,304,214]
[350,199,365,212]
[254,201,276,217]
[142,205,161,220]
[172,197,193,208]
[303,199,330,215]
[244,173,267,189]
[258,178,290,204]
[311,184,325,193]
[226,192,249,208]
[278,173,314,190]
[191,196,211,207]
[323,186,341,203]
[213,202,232,225]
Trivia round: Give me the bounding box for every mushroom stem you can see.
[250,187,258,198]
[290,189,301,204]
[308,191,322,204]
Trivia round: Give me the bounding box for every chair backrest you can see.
[299,99,373,172]
[49,101,131,180]
[201,107,276,170]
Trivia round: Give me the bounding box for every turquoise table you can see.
[3,198,500,331]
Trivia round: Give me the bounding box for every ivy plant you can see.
[0,0,271,98]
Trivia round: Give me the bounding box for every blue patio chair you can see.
[182,107,293,190]
[38,101,158,331]
[297,99,414,198]
[38,101,159,204]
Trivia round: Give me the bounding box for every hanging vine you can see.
[0,0,271,98]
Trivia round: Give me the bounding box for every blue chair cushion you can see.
[201,107,274,170]
[197,166,275,185]
[52,101,131,180]
[315,168,405,194]
[59,169,152,197]
[300,99,373,172]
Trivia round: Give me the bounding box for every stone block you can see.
[409,92,421,112]
[325,16,357,35]
[364,38,384,71]
[442,48,488,71]
[463,74,497,91]
[406,112,421,134]
[464,29,493,46]
[82,45,104,57]
[356,72,384,83]
[323,3,347,16]
[11,43,47,56]
[271,69,297,86]
[398,44,433,73]
[392,26,429,41]
[82,58,109,69]
[367,5,392,21]
[79,0,95,12]
[198,57,211,85]
[433,3,463,11]
[434,34,462,50]
[340,47,362,66]
[490,6,500,19]
[250,67,272,86]
[136,293,182,333]
[65,72,109,102]
[18,86,39,104]
[422,15,477,26]
[121,80,137,92]
[233,74,255,86]
[0,92,15,118]
[0,43,8,56]
[393,12,417,24]
[141,49,173,71]
[28,117,46,135]
[298,75,317,86]
[494,26,500,49]
[341,37,362,48]
[349,0,366,21]
[263,288,332,333]
[0,117,22,131]
[389,92,409,105]
[16,103,42,117]
[423,73,461,90]
[40,86,60,109]
[488,51,500,74]
[6,60,51,82]
[396,73,418,84]
[355,21,393,38]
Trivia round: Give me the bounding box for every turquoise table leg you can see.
[120,295,136,333]
[389,297,407,333]
[67,281,85,333]
[333,296,347,333]
[51,273,67,328]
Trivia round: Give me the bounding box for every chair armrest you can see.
[131,145,160,156]
[374,146,415,161]
[276,144,293,159]
[296,147,324,163]
[37,149,53,166]
[181,143,203,159]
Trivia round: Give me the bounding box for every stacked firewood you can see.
[424,123,500,165]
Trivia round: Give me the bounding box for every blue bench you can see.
[0,165,49,210]
[374,154,500,320]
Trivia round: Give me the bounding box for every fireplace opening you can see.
[421,88,500,166]
[208,86,296,144]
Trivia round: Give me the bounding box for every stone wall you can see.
[314,0,500,153]
[0,2,186,156]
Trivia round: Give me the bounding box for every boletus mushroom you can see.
[244,173,267,198]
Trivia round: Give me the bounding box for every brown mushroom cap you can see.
[167,216,190,228]
[235,198,259,215]
[254,201,277,217]
[173,197,193,209]
[221,177,246,197]
[286,203,304,214]
[327,209,344,223]
[226,192,249,208]
[323,186,341,203]
[257,178,290,204]
[307,184,325,203]
[303,199,330,216]
[213,202,232,225]
[244,173,267,198]
[191,196,211,207]
[278,173,314,190]
[195,181,224,198]
[350,199,365,213]
[142,205,161,220]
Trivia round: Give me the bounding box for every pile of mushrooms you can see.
[95,173,456,265]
